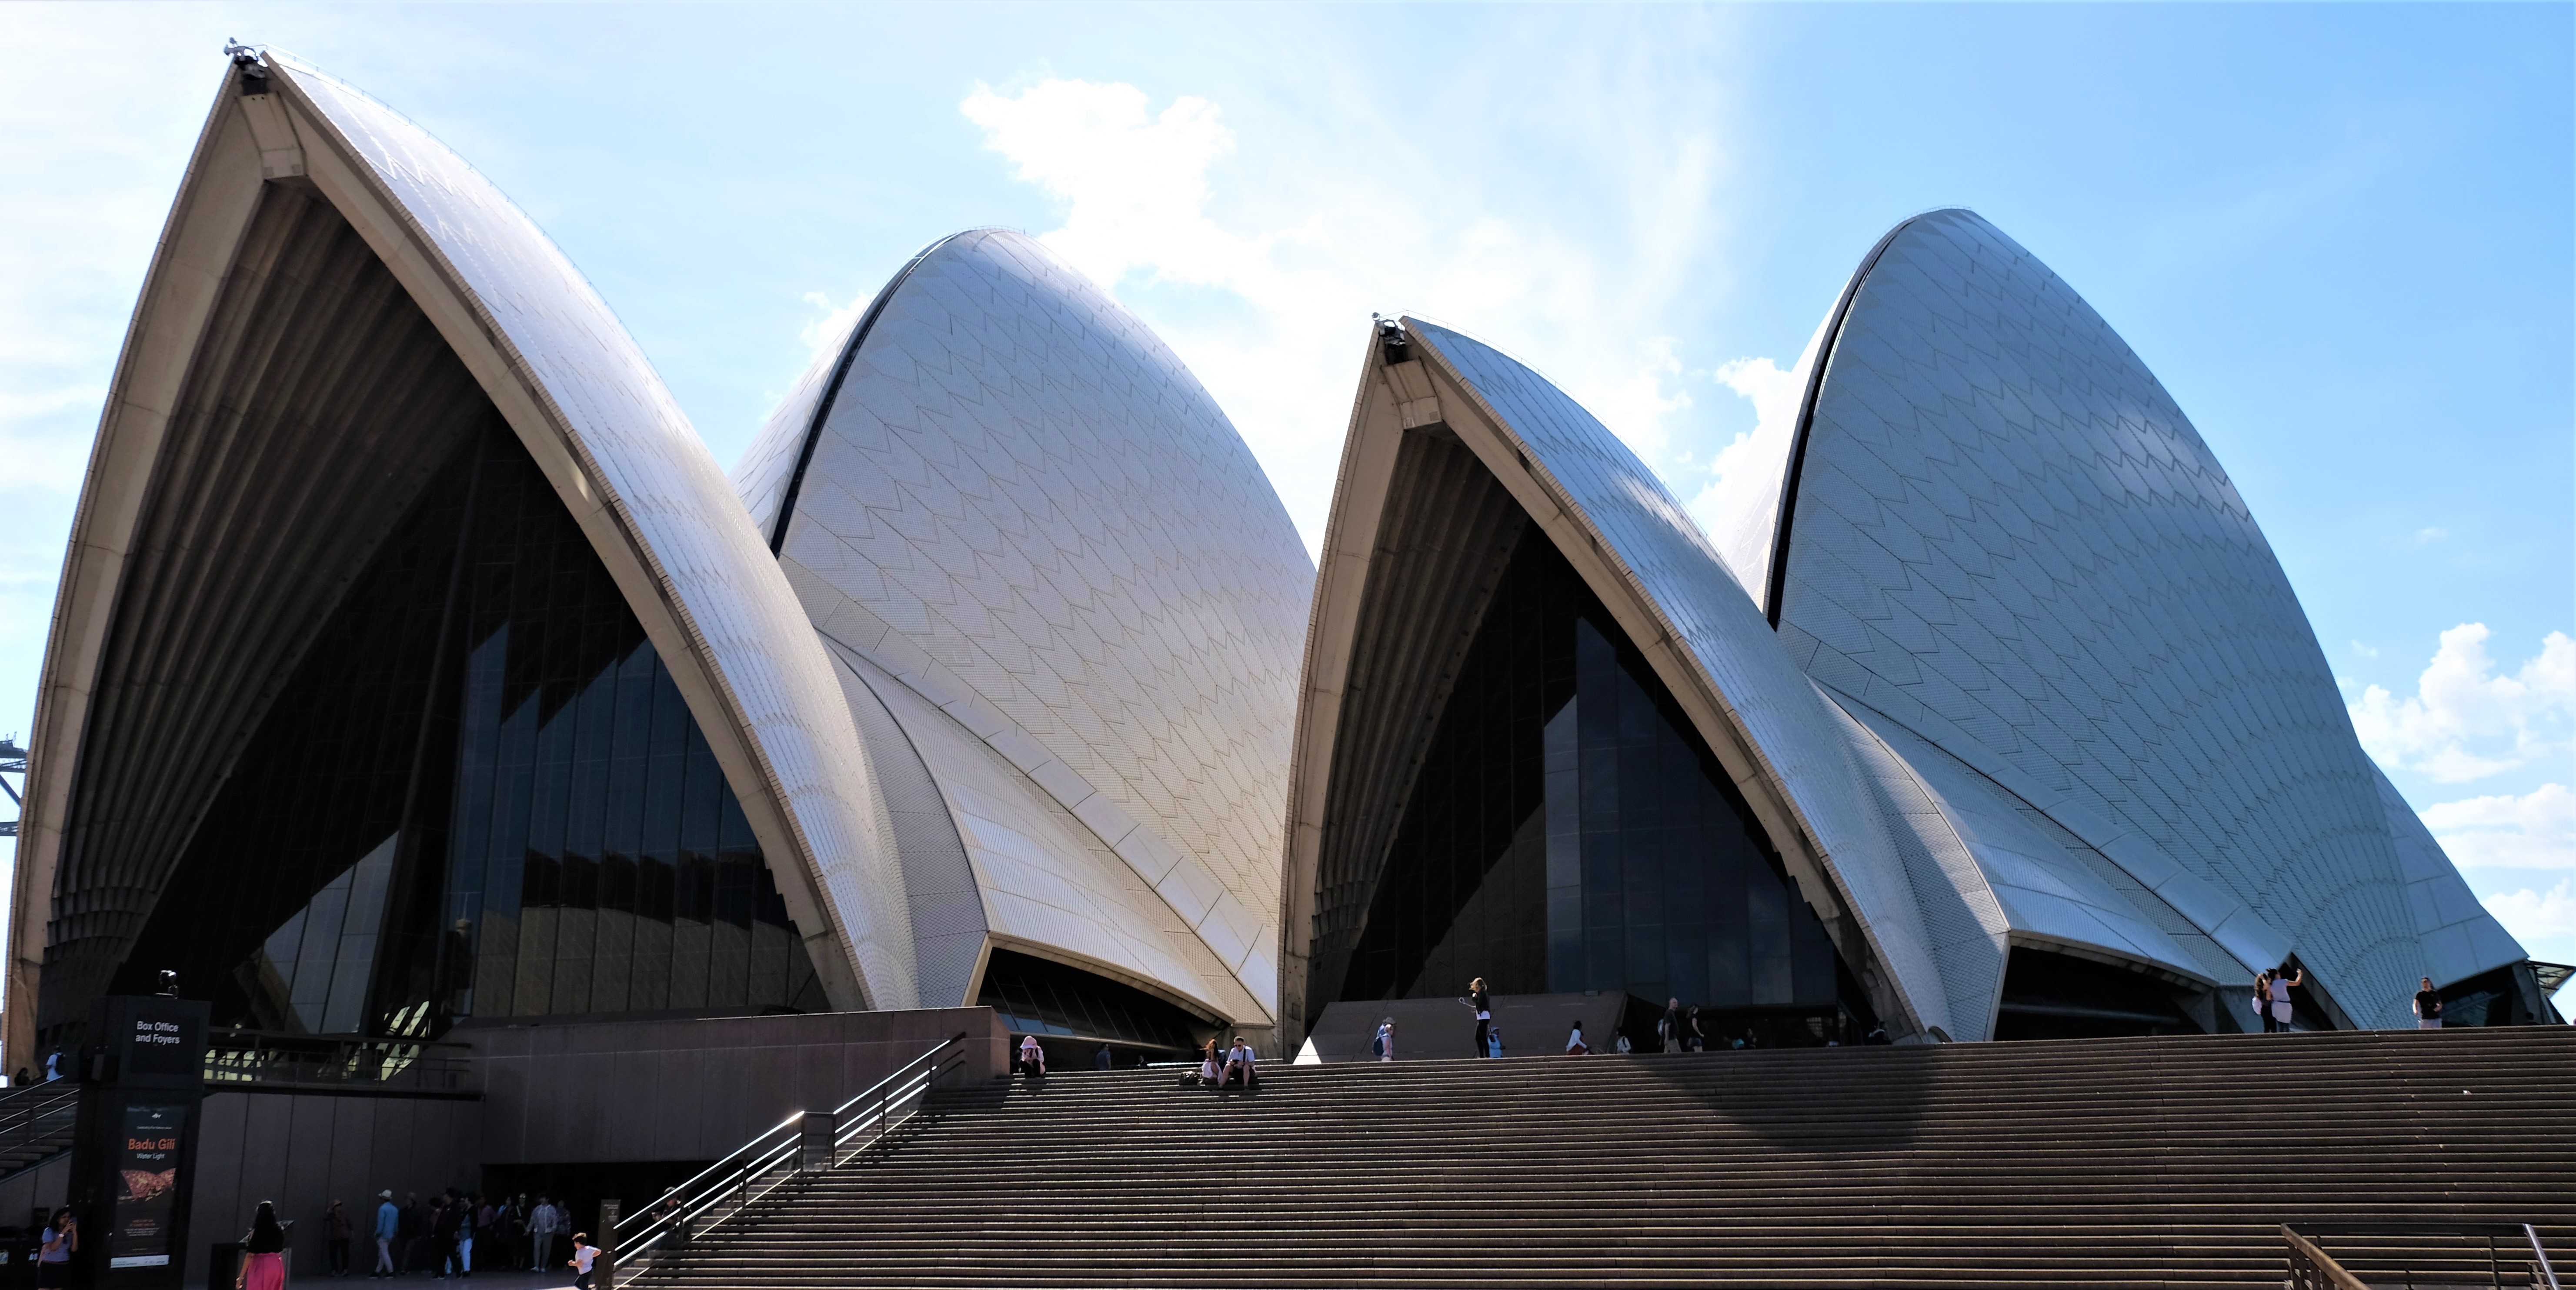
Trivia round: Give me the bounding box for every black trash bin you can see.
[208,1241,243,1290]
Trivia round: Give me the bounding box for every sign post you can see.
[66,996,208,1290]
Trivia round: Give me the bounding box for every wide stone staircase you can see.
[632,1026,2573,1288]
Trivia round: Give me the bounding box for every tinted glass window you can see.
[118,422,827,1035]
[1318,526,1867,1045]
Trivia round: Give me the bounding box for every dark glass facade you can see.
[1992,947,2203,1040]
[1324,526,1868,1044]
[976,948,1204,1054]
[117,422,826,1037]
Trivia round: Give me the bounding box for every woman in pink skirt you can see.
[240,1201,288,1290]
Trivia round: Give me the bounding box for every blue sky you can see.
[3,4,2570,966]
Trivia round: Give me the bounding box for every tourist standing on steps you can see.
[1659,997,1685,1053]
[1463,978,1493,1057]
[1684,1005,1706,1053]
[1094,1043,1113,1070]
[2252,970,2276,1033]
[2414,977,2444,1029]
[1373,1017,1396,1061]
[2270,964,2305,1033]
[373,1190,399,1278]
[1018,1033,1047,1077]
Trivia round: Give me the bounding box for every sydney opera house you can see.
[8,50,2559,1087]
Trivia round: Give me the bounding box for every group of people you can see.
[356,1189,575,1278]
[1450,983,1745,1059]
[2251,965,2307,1033]
[1189,1037,1260,1088]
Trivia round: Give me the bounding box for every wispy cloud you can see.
[2349,625,2575,783]
[2480,877,2576,965]
[797,290,867,361]
[2411,526,2448,547]
[957,65,1733,554]
[2425,783,2574,872]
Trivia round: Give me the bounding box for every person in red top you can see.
[324,1199,354,1276]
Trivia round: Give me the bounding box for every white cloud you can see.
[2349,625,2575,783]
[2424,783,2575,871]
[2412,526,2448,546]
[2479,877,2576,966]
[798,290,865,361]
[957,74,1729,555]
[2349,640,2379,660]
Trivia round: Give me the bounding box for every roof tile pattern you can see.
[834,645,1264,1022]
[736,231,1313,1017]
[1775,209,2512,1027]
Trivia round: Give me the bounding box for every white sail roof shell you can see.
[1761,209,2524,1027]
[734,230,1313,1020]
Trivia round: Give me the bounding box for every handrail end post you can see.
[797,1110,834,1174]
[597,1199,620,1290]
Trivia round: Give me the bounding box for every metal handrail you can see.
[610,1031,970,1267]
[2286,1223,2561,1290]
[0,1083,82,1171]
[2284,1227,2372,1290]
[826,1033,968,1161]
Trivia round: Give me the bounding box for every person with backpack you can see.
[1372,1017,1395,1062]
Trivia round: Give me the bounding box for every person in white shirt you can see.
[1565,1021,1590,1055]
[1018,1033,1046,1077]
[1373,1019,1395,1062]
[567,1234,599,1290]
[2269,965,2305,1032]
[1221,1037,1258,1088]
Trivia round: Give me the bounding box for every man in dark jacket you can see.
[432,1192,462,1277]
[397,1194,426,1273]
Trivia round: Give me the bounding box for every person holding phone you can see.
[36,1209,74,1289]
[1462,978,1492,1058]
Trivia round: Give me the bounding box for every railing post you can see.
[799,1110,834,1173]
[597,1199,618,1290]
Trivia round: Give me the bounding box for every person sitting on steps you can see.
[1222,1037,1259,1088]
[1565,1020,1590,1055]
